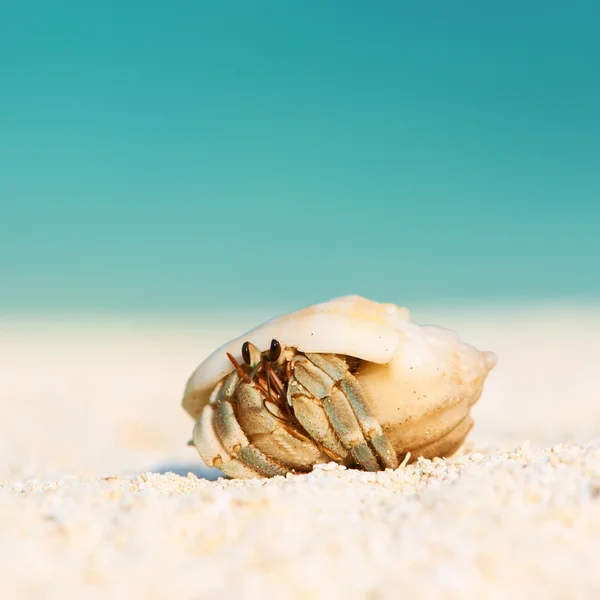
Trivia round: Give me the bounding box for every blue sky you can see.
[1,1,599,312]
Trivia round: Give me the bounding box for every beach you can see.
[2,305,600,599]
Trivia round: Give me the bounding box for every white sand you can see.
[1,305,600,599]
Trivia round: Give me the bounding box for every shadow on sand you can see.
[149,462,225,481]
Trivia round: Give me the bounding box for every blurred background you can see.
[0,2,599,480]
[1,1,599,314]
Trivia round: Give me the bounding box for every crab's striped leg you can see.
[192,371,286,478]
[193,368,330,478]
[288,353,399,472]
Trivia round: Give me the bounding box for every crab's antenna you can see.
[227,352,274,400]
[265,363,272,404]
[226,353,252,384]
[245,357,273,400]
[265,363,286,406]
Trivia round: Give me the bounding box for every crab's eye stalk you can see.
[269,339,282,362]
[241,341,251,365]
[242,341,263,367]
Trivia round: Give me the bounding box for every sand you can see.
[1,305,600,599]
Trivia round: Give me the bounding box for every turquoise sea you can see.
[1,1,599,313]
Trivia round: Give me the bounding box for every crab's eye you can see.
[242,341,251,365]
[269,339,281,362]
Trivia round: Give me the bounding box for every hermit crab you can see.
[182,295,497,478]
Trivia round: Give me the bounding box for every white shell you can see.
[182,295,497,422]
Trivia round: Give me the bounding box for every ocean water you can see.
[1,1,599,313]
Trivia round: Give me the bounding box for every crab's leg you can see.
[234,381,329,473]
[335,373,399,470]
[192,372,261,478]
[285,384,350,463]
[212,393,290,477]
[193,405,261,478]
[192,371,285,478]
[194,367,330,477]
[307,353,399,469]
[291,354,399,471]
[288,355,378,471]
